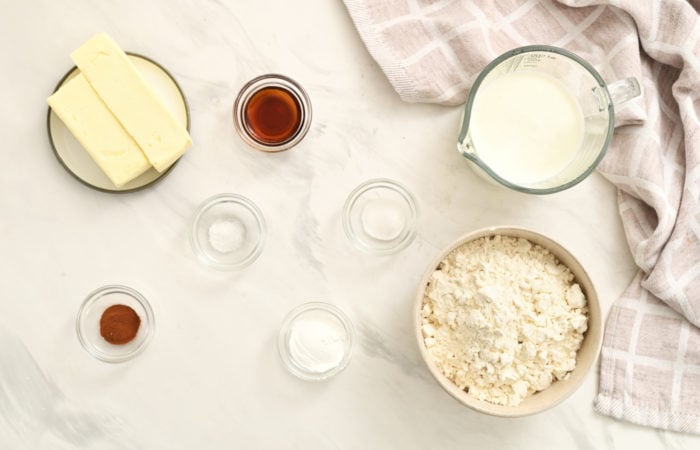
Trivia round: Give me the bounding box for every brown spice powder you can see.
[100,304,141,345]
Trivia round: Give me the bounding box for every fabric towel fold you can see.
[343,0,700,433]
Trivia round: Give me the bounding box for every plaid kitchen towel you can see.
[342,0,700,433]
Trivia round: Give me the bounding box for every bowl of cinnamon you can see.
[76,284,155,363]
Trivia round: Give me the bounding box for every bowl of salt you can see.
[190,193,267,270]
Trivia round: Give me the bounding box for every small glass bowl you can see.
[343,178,418,255]
[190,193,267,270]
[232,74,312,152]
[278,302,355,381]
[76,285,155,363]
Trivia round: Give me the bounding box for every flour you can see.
[421,235,588,406]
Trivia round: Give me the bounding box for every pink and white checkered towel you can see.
[343,0,700,433]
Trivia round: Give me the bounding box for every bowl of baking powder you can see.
[414,226,602,417]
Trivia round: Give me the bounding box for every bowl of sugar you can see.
[414,226,602,416]
[190,193,266,270]
[342,178,418,255]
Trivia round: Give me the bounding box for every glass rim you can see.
[458,45,615,195]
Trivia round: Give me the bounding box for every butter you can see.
[71,33,191,172]
[47,74,151,187]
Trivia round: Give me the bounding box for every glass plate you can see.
[46,53,190,193]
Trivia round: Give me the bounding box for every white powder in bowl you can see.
[208,218,246,253]
[288,311,347,373]
[421,235,588,406]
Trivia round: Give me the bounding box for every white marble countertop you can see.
[1,1,698,448]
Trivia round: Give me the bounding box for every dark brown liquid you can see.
[244,87,302,145]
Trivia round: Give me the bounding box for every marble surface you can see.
[1,1,698,448]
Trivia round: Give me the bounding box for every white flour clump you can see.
[421,235,588,406]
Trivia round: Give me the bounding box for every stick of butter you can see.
[71,33,192,172]
[47,74,151,187]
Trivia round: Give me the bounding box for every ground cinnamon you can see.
[100,304,140,345]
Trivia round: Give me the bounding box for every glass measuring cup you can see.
[458,45,640,194]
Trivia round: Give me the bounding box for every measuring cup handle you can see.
[608,77,641,106]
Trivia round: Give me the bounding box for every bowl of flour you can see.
[415,226,601,417]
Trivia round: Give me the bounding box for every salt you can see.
[208,218,246,253]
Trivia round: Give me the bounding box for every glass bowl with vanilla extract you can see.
[233,74,312,152]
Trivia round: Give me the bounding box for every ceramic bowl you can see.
[414,226,602,417]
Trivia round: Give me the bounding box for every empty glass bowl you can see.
[343,178,418,255]
[278,302,355,381]
[190,193,267,270]
[76,284,155,363]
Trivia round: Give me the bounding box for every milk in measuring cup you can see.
[470,71,584,185]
